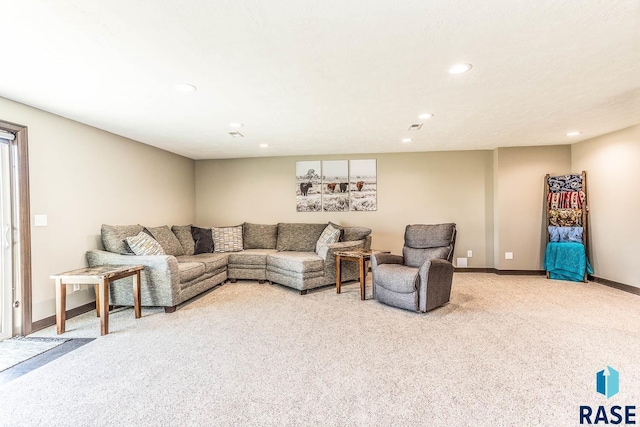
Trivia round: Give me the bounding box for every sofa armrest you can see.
[86,250,181,307]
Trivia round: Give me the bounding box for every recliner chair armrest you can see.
[417,258,454,312]
[371,253,404,268]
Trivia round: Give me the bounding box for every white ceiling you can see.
[1,0,639,160]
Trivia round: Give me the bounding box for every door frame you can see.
[0,119,32,336]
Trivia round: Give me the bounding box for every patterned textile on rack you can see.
[547,191,585,209]
[548,209,582,227]
[544,242,593,282]
[548,174,583,193]
[548,226,583,243]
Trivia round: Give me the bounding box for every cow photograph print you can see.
[295,159,377,212]
[322,160,349,212]
[295,160,322,212]
[349,159,377,211]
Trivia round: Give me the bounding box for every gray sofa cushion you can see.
[403,247,451,268]
[228,249,278,266]
[267,252,324,273]
[172,225,195,256]
[276,223,327,252]
[405,223,455,248]
[178,262,205,283]
[329,222,371,242]
[176,253,228,274]
[146,225,185,256]
[191,226,214,254]
[102,224,143,254]
[243,223,278,249]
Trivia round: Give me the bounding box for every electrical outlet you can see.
[467,250,473,258]
[505,252,514,260]
[73,283,81,292]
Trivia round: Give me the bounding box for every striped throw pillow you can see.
[212,226,243,253]
[125,231,166,256]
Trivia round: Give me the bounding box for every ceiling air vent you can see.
[408,123,423,131]
[228,131,244,138]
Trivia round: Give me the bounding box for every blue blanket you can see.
[544,242,593,282]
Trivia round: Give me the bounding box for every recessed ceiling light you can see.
[259,144,269,148]
[175,83,197,92]
[566,131,582,136]
[229,122,244,128]
[402,138,412,143]
[418,113,434,120]
[448,63,473,75]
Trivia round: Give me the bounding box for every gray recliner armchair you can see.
[371,223,456,312]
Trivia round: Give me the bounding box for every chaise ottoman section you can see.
[228,249,278,281]
[266,252,326,292]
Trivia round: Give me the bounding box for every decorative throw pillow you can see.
[124,231,166,256]
[315,224,341,259]
[145,225,185,256]
[212,226,243,253]
[191,226,214,254]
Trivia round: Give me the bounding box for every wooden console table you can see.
[51,265,144,336]
[335,249,388,300]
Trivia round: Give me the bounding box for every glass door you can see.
[0,138,12,340]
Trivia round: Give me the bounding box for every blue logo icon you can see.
[596,366,619,398]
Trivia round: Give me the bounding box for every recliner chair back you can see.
[402,223,457,267]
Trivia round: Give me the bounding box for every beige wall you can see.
[493,145,572,270]
[0,97,195,321]
[196,151,495,267]
[572,124,640,287]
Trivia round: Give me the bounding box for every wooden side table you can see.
[335,249,388,300]
[51,265,144,336]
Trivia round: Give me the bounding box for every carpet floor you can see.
[1,273,639,426]
[0,337,68,372]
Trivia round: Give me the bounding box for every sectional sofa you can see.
[87,222,372,312]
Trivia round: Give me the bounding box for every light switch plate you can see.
[467,250,473,258]
[34,214,47,227]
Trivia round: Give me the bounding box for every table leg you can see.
[336,255,342,294]
[133,270,141,319]
[55,279,66,334]
[99,278,109,336]
[94,284,100,317]
[359,258,365,300]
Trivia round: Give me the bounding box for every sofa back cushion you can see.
[145,225,185,256]
[276,223,328,252]
[329,222,372,242]
[172,225,195,256]
[102,224,143,254]
[243,223,278,249]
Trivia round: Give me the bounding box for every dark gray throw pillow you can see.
[191,226,214,254]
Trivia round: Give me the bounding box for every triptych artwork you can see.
[295,159,377,212]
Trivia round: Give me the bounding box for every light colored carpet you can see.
[1,274,639,426]
[0,337,68,372]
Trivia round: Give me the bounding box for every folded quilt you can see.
[548,174,583,193]
[547,191,585,209]
[548,208,583,227]
[544,242,593,282]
